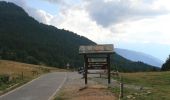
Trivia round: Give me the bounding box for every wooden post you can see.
[119,76,123,99]
[84,55,88,85]
[120,83,123,98]
[21,72,23,80]
[107,54,111,84]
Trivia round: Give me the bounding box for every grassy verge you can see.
[0,76,30,94]
[54,92,68,100]
[111,71,170,100]
[0,60,60,95]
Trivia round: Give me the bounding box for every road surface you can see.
[0,72,67,100]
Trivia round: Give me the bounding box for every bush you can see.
[25,56,39,65]
[0,74,9,84]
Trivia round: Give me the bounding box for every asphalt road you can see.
[0,72,67,100]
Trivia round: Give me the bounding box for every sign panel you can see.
[88,58,107,62]
[79,44,114,54]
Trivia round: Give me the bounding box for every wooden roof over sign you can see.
[79,44,114,54]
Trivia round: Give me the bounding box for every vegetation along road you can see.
[0,72,67,100]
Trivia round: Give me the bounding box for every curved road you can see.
[0,72,67,100]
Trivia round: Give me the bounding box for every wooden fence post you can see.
[21,72,24,80]
[119,76,123,99]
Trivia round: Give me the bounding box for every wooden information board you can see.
[79,44,114,84]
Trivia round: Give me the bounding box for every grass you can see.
[54,89,69,100]
[111,71,170,100]
[0,60,60,94]
[54,95,67,100]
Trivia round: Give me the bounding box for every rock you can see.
[139,86,143,91]
[134,93,138,95]
[147,91,152,95]
[0,91,3,94]
[127,95,133,99]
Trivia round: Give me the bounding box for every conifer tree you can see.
[161,55,170,71]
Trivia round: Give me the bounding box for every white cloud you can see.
[0,0,54,24]
[152,0,170,10]
[28,9,53,24]
[50,6,114,43]
[85,0,169,27]
[42,0,64,4]
[121,14,170,45]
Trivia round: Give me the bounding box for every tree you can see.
[161,55,170,71]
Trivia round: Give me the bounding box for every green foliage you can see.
[0,74,9,84]
[0,74,29,91]
[54,96,66,100]
[25,56,39,65]
[161,55,170,71]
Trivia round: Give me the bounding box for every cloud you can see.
[0,0,54,24]
[85,0,169,27]
[41,0,82,9]
[28,9,53,24]
[42,0,66,6]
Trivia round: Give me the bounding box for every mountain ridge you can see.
[115,48,163,67]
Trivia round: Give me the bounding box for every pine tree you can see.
[161,55,170,71]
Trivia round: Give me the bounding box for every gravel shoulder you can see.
[55,72,117,100]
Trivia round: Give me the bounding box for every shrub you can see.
[0,74,10,84]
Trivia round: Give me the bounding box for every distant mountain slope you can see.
[0,1,158,72]
[115,48,163,67]
[111,53,159,72]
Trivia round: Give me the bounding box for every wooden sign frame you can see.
[79,44,114,84]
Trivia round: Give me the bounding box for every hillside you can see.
[0,1,95,67]
[0,1,158,72]
[115,48,163,67]
[0,60,58,77]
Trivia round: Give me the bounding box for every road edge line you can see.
[0,73,48,98]
[48,72,68,100]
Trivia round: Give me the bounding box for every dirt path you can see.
[56,72,117,100]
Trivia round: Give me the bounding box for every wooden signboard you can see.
[79,44,114,84]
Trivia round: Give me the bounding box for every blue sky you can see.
[2,0,170,62]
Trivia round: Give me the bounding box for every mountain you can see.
[0,1,158,72]
[115,48,163,67]
[111,53,159,72]
[0,1,95,67]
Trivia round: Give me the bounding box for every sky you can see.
[1,0,170,62]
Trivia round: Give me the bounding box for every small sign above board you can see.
[79,44,114,54]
